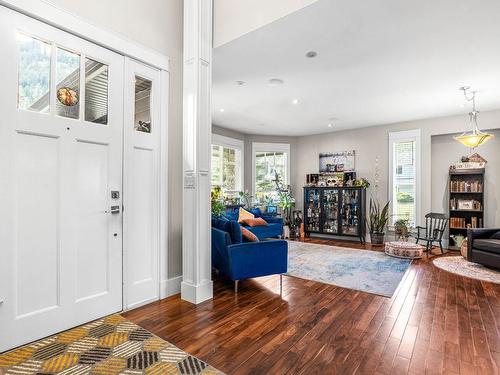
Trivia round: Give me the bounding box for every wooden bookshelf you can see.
[448,168,485,249]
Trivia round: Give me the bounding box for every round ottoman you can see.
[385,241,424,259]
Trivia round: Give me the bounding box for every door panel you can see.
[15,132,61,317]
[75,140,110,301]
[123,59,161,309]
[0,7,124,352]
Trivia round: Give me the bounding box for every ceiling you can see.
[212,0,500,136]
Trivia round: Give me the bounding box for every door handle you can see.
[104,205,120,214]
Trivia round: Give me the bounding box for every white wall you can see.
[47,0,185,279]
[213,0,319,47]
[294,110,500,229]
[432,129,500,229]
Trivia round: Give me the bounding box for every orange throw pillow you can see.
[238,207,254,223]
[241,226,259,242]
[242,218,268,227]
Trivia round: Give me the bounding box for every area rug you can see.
[286,241,411,297]
[433,256,500,284]
[0,315,224,375]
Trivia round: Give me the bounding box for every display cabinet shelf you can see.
[303,186,366,243]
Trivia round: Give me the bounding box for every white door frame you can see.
[0,0,171,307]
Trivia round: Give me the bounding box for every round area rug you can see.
[433,256,500,284]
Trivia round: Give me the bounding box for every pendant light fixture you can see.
[454,86,494,149]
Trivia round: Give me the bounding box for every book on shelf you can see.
[449,216,483,229]
[449,180,483,193]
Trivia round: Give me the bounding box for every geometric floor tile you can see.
[41,352,79,372]
[98,333,128,348]
[0,315,224,375]
[78,347,112,365]
[112,342,142,358]
[32,343,68,360]
[126,351,158,370]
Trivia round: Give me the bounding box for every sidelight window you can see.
[134,76,152,133]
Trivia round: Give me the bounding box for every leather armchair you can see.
[467,228,500,269]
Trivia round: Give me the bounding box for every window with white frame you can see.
[252,143,290,202]
[211,134,243,192]
[389,130,421,227]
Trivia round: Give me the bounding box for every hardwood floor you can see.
[123,238,500,375]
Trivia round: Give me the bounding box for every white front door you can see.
[0,7,124,352]
[123,59,161,309]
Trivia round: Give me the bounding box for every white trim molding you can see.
[0,0,170,71]
[211,134,244,192]
[181,0,213,304]
[388,129,422,227]
[252,142,291,196]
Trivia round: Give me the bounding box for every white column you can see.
[181,0,213,304]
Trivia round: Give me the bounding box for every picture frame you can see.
[457,200,474,210]
[319,150,355,173]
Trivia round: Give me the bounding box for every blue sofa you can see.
[225,207,284,239]
[211,216,288,293]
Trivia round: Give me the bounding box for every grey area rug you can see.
[286,241,412,297]
[433,256,500,284]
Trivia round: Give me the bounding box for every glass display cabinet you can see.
[303,187,366,243]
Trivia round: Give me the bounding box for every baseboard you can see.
[180,280,213,304]
[160,276,182,299]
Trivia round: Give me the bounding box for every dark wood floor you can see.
[123,238,500,375]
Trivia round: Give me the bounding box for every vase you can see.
[371,232,385,246]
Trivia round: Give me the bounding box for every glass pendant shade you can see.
[454,131,494,149]
[454,107,494,149]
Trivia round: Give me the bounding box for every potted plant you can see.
[211,186,226,217]
[367,198,390,245]
[394,217,410,241]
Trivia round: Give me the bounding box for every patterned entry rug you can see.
[433,256,500,284]
[286,241,411,297]
[0,315,224,375]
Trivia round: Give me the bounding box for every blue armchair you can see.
[212,217,288,293]
[224,207,284,240]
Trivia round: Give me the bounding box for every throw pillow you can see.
[241,226,259,242]
[242,217,268,227]
[249,207,262,218]
[238,207,255,223]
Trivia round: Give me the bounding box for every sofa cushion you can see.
[246,223,283,239]
[212,216,242,244]
[490,231,500,240]
[474,239,500,255]
[249,207,262,218]
[238,207,254,223]
[226,220,243,244]
[225,211,239,221]
[241,226,259,242]
[242,217,268,227]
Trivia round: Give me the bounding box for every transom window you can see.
[17,33,109,124]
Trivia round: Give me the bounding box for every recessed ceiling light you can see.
[268,78,284,87]
[219,108,225,113]
[236,80,245,86]
[327,123,333,128]
[306,51,318,58]
[292,99,299,105]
